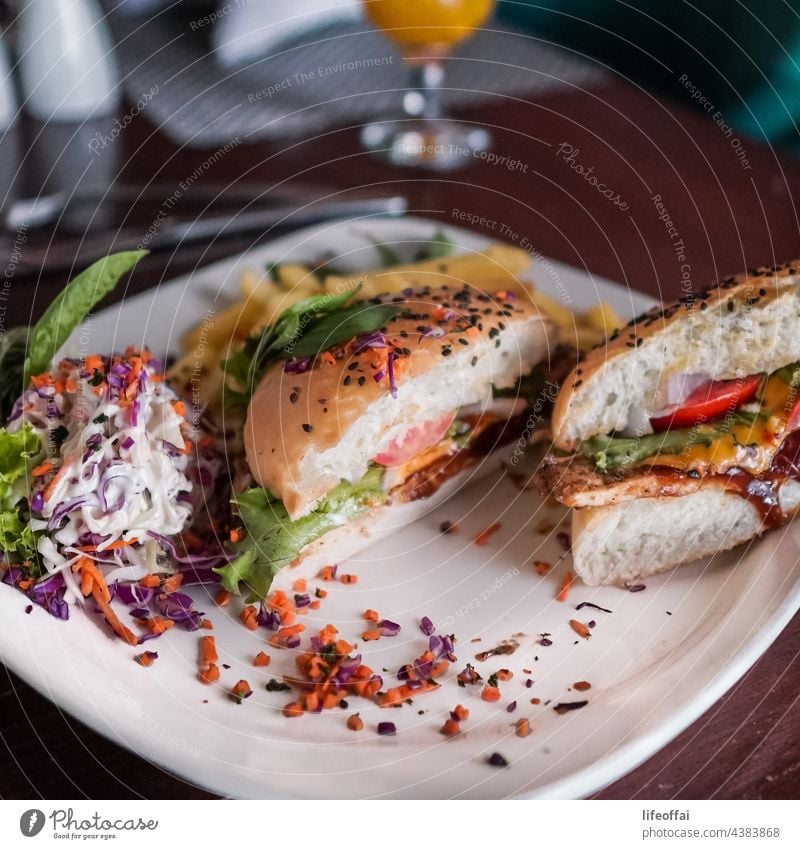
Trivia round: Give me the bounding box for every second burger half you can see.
[540,262,800,585]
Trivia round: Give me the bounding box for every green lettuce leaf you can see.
[222,286,404,407]
[0,251,147,422]
[0,424,42,563]
[215,466,387,600]
[0,509,37,558]
[581,429,715,473]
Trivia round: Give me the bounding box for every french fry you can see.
[584,302,622,334]
[323,245,531,297]
[528,289,576,330]
[276,264,317,291]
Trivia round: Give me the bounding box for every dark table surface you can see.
[1,71,799,800]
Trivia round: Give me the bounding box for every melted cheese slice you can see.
[645,375,795,475]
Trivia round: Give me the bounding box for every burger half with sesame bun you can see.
[539,262,800,586]
[216,283,558,599]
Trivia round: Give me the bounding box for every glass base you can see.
[360,119,491,171]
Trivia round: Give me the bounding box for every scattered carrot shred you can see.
[198,663,220,684]
[362,629,380,641]
[231,680,252,703]
[452,704,469,721]
[140,574,161,589]
[340,573,357,585]
[215,589,230,607]
[474,522,502,546]
[254,651,271,667]
[440,718,460,737]
[293,578,307,592]
[346,713,364,731]
[481,685,501,702]
[200,635,218,667]
[240,605,258,630]
[318,566,336,581]
[535,560,551,576]
[363,609,379,621]
[495,669,513,682]
[557,571,574,603]
[515,718,532,738]
[569,619,591,639]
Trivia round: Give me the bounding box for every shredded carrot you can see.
[140,574,161,588]
[202,619,213,630]
[318,566,336,581]
[240,605,258,631]
[346,713,364,731]
[474,522,502,546]
[231,680,252,703]
[496,669,513,682]
[315,588,327,599]
[283,702,303,718]
[535,560,551,576]
[31,460,54,477]
[42,457,73,502]
[569,619,591,639]
[229,528,241,544]
[135,652,155,667]
[254,651,271,667]
[362,629,380,641]
[515,718,532,738]
[147,616,174,635]
[557,571,574,603]
[215,589,230,607]
[200,635,218,668]
[440,718,460,737]
[309,600,321,610]
[162,573,183,594]
[199,663,220,684]
[321,351,336,367]
[363,609,379,621]
[452,704,469,721]
[277,623,305,638]
[293,578,307,592]
[92,585,137,645]
[481,685,501,702]
[172,400,187,417]
[17,578,32,591]
[340,573,357,585]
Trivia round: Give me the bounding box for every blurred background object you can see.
[16,0,121,224]
[498,0,800,151]
[360,0,496,169]
[106,0,604,148]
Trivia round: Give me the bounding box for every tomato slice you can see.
[373,413,455,467]
[650,375,762,432]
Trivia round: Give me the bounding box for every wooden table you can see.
[2,74,799,799]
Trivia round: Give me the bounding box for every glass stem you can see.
[405,61,445,120]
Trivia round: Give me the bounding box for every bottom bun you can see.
[571,480,800,586]
[293,448,513,573]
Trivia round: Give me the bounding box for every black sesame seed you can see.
[358,376,366,386]
[302,424,312,433]
[289,392,298,404]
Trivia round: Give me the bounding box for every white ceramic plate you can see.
[2,217,799,800]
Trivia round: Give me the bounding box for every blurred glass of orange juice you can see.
[364,0,495,50]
